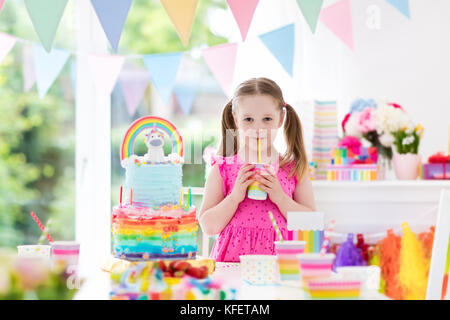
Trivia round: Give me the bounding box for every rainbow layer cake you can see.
[112,116,198,261]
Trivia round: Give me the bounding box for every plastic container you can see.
[239,255,277,285]
[247,164,267,200]
[51,241,80,268]
[274,241,306,281]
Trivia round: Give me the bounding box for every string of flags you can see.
[0,0,412,114]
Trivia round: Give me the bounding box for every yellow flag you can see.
[160,0,198,46]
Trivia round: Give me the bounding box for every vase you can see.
[393,153,421,180]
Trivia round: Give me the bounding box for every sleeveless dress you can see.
[209,153,298,262]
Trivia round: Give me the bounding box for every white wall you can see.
[228,0,450,160]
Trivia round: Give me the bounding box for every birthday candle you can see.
[120,186,123,207]
[179,188,183,207]
[188,187,192,207]
[130,188,133,206]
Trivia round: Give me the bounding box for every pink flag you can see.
[226,0,259,41]
[0,32,16,63]
[202,43,238,98]
[120,68,150,116]
[320,0,354,51]
[0,1,5,13]
[88,54,125,95]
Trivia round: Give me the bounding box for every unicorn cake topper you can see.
[120,116,184,166]
[144,126,166,163]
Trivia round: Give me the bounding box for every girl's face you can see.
[232,94,284,153]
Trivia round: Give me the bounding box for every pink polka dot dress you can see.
[209,153,298,262]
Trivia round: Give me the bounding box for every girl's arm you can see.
[257,170,316,219]
[276,173,317,218]
[199,163,255,236]
[198,165,238,236]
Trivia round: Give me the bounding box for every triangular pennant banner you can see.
[120,69,150,116]
[88,54,125,95]
[0,1,5,14]
[160,0,198,46]
[385,0,410,19]
[0,32,16,63]
[90,0,133,53]
[202,43,237,98]
[22,45,36,92]
[143,52,183,106]
[226,0,259,41]
[296,0,324,33]
[24,0,68,52]
[33,44,70,98]
[320,0,354,51]
[174,84,196,115]
[259,24,295,76]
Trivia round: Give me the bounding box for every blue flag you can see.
[143,52,183,106]
[259,24,295,76]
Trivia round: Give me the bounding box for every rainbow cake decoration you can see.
[112,116,198,261]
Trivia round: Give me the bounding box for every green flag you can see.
[25,0,68,52]
[296,0,324,33]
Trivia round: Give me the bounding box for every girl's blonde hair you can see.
[217,77,308,181]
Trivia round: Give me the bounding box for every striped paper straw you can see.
[268,211,284,242]
[320,219,336,255]
[30,211,53,244]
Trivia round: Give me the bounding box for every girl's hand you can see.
[255,165,287,206]
[229,164,255,204]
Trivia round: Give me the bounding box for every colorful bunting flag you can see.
[0,32,16,64]
[120,69,150,116]
[296,0,324,33]
[88,54,125,95]
[226,0,259,41]
[160,0,198,46]
[0,1,5,14]
[90,0,133,53]
[201,43,237,98]
[174,84,196,115]
[24,0,68,52]
[320,0,354,51]
[259,24,295,76]
[385,0,410,19]
[143,52,183,106]
[33,44,70,98]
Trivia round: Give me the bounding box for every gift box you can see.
[423,152,450,180]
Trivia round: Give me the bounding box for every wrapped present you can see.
[423,152,450,180]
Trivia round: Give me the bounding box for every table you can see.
[75,262,389,300]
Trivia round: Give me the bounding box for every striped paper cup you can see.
[298,253,335,285]
[274,241,306,281]
[51,241,80,268]
[239,255,277,285]
[306,276,362,299]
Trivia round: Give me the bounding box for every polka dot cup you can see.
[239,255,277,285]
[17,245,51,260]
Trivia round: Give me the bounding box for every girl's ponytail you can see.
[217,100,238,157]
[280,103,308,182]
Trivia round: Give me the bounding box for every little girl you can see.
[199,77,316,262]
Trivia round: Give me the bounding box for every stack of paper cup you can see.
[17,245,51,261]
[274,241,306,281]
[51,241,80,269]
[298,253,335,286]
